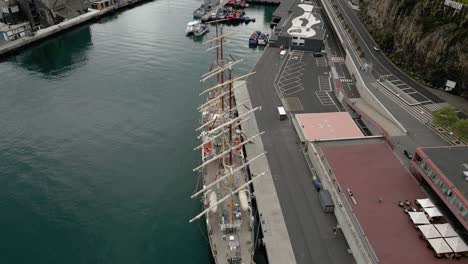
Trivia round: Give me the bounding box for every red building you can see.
[410,146,468,231]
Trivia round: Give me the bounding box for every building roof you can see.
[277,2,325,40]
[420,146,468,200]
[295,112,363,141]
[321,143,444,264]
[0,22,29,32]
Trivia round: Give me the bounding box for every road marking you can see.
[315,91,336,106]
[286,97,304,111]
[331,56,345,63]
[279,78,301,86]
[315,57,328,67]
[283,85,305,95]
[340,78,353,83]
[319,76,332,91]
[378,74,432,104]
[423,102,449,113]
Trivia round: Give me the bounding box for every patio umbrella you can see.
[417,224,441,239]
[424,207,443,218]
[434,223,458,238]
[416,198,435,208]
[428,238,453,254]
[445,237,468,253]
[408,211,430,225]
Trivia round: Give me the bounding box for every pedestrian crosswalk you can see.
[315,91,336,106]
[423,102,450,113]
[315,57,328,67]
[331,56,345,63]
[319,76,332,91]
[371,82,466,145]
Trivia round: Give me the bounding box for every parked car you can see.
[312,175,322,191]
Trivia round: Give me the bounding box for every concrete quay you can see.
[0,0,150,59]
[234,81,297,264]
[246,46,355,263]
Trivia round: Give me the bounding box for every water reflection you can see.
[9,26,92,78]
[263,5,275,23]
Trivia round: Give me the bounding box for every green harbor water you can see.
[0,1,275,263]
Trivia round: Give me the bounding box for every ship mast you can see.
[191,20,265,232]
[190,18,268,264]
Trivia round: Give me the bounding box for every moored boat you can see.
[248,31,259,45]
[193,6,207,18]
[186,20,200,35]
[257,33,269,46]
[193,23,210,36]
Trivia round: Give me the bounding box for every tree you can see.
[452,119,468,141]
[433,106,459,127]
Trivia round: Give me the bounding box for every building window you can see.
[440,182,449,194]
[427,169,436,179]
[450,197,462,210]
[446,189,452,197]
[461,208,468,219]
[415,154,422,163]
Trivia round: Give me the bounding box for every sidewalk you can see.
[349,98,404,137]
[427,88,468,116]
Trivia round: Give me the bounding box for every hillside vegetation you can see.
[358,0,467,97]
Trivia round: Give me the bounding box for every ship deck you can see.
[201,95,255,263]
[203,151,254,263]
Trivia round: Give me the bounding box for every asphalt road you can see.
[321,0,452,148]
[247,48,354,264]
[334,0,444,103]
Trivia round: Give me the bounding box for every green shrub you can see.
[452,119,468,141]
[433,106,459,127]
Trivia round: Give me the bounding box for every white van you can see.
[277,107,286,120]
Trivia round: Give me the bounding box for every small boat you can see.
[193,23,210,36]
[193,6,206,18]
[209,12,217,21]
[226,0,247,8]
[186,20,200,34]
[257,33,269,46]
[227,10,242,22]
[249,31,259,45]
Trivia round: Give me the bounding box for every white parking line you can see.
[283,86,305,95]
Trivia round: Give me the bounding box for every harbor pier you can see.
[234,81,297,264]
[0,0,153,59]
